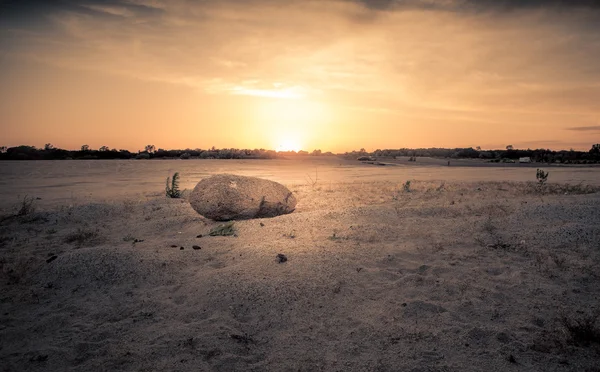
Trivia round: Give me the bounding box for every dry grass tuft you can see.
[209,221,236,236]
[64,227,101,246]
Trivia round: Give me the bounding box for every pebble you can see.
[276,254,287,263]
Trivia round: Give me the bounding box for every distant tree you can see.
[476,146,481,151]
[311,149,322,156]
[99,146,110,152]
[590,144,600,154]
[506,145,514,150]
[0,146,7,153]
[145,144,156,153]
[81,144,89,152]
[44,143,54,150]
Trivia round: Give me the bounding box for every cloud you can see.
[2,0,600,119]
[351,0,600,11]
[566,126,600,131]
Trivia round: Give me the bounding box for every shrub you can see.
[403,180,411,192]
[166,172,182,198]
[536,169,549,185]
[17,196,35,216]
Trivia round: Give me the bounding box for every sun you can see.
[276,137,303,152]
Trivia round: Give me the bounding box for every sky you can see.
[1,0,600,152]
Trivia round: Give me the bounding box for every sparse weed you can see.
[17,195,36,216]
[535,169,549,193]
[166,172,182,198]
[403,180,411,193]
[550,253,567,270]
[328,230,343,241]
[123,200,137,213]
[480,217,512,250]
[306,168,318,188]
[122,234,136,242]
[64,227,100,246]
[283,230,297,239]
[209,221,236,236]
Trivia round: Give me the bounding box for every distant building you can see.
[357,156,376,161]
[519,157,531,163]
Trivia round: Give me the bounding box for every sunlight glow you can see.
[230,86,305,99]
[276,137,303,152]
[256,98,332,152]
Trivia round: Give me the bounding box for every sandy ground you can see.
[2,157,600,211]
[1,179,600,371]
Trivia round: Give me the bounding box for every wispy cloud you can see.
[567,125,600,131]
[2,0,600,150]
[3,0,600,109]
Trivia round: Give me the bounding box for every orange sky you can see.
[1,0,600,152]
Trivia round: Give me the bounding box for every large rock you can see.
[189,174,297,221]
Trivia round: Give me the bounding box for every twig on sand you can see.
[306,167,318,188]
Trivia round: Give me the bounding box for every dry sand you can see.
[1,179,600,371]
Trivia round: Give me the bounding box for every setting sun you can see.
[275,137,303,152]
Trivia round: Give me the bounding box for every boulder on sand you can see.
[189,174,297,221]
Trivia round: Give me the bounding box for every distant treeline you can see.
[343,144,600,164]
[1,144,599,163]
[0,145,280,160]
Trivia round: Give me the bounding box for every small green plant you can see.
[403,180,411,192]
[536,169,549,185]
[166,172,182,198]
[209,221,236,236]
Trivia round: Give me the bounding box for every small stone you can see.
[46,255,57,263]
[276,254,287,263]
[192,245,201,250]
[170,245,178,248]
[180,247,184,250]
[196,234,203,238]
